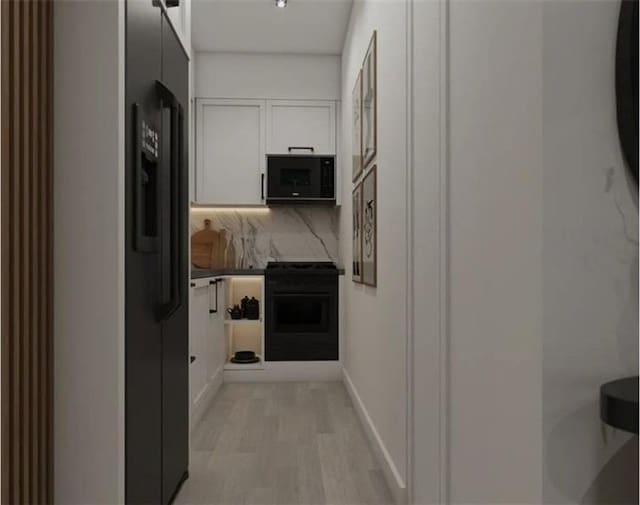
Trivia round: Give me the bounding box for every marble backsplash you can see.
[190,207,340,269]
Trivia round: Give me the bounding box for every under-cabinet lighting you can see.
[275,0,287,7]
[191,206,271,214]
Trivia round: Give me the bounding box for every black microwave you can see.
[266,155,336,205]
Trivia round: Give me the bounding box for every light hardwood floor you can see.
[175,382,394,505]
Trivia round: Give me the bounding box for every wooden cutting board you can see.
[191,219,226,269]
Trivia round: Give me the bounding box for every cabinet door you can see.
[267,100,336,155]
[196,99,266,204]
[189,284,209,405]
[207,279,226,375]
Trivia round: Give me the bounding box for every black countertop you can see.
[191,268,265,279]
[191,266,346,279]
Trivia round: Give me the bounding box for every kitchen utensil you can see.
[240,296,250,318]
[230,350,260,364]
[245,297,260,320]
[226,305,242,320]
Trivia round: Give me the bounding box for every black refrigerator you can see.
[125,1,189,503]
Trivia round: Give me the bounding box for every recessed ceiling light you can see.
[275,0,287,8]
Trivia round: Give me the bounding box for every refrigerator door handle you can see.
[157,80,184,321]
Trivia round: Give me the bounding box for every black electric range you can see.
[265,262,338,361]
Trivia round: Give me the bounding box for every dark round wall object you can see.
[616,0,639,185]
[600,376,639,434]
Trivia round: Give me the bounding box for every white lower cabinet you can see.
[189,277,225,422]
[189,282,209,406]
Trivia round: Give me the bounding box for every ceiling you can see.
[191,0,353,55]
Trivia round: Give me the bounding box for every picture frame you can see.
[361,166,377,287]
[352,68,363,182]
[362,31,377,170]
[352,181,363,283]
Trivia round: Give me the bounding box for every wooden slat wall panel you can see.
[0,0,9,500]
[1,1,53,503]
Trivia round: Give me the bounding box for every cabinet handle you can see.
[190,282,196,288]
[209,279,219,314]
[190,355,196,364]
[288,146,314,153]
[261,173,265,200]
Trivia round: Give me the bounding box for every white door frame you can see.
[406,0,450,503]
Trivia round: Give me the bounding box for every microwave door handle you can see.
[157,80,184,322]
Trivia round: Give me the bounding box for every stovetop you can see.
[265,261,337,272]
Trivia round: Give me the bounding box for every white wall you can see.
[448,1,544,502]
[53,1,125,503]
[195,52,341,100]
[339,1,409,502]
[446,2,639,504]
[542,2,639,503]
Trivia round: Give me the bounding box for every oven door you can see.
[273,293,331,334]
[265,278,338,361]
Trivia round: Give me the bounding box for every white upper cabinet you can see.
[266,100,336,155]
[196,98,266,205]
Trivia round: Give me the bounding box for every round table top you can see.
[600,376,638,434]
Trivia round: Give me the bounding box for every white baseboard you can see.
[190,365,223,430]
[342,369,407,505]
[224,360,341,383]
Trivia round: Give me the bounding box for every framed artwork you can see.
[362,31,377,170]
[361,166,377,287]
[352,182,363,283]
[352,69,363,182]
